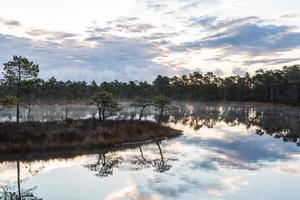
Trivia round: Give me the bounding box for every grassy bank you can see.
[0,119,182,154]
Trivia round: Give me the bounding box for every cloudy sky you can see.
[0,0,300,82]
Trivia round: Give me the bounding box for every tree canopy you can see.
[0,96,17,112]
[2,55,39,122]
[91,91,118,120]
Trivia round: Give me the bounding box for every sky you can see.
[0,0,300,82]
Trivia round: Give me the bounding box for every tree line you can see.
[1,56,299,108]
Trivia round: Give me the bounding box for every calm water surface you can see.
[1,102,300,200]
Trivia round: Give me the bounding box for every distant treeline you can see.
[1,65,299,104]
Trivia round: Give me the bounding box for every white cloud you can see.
[0,0,300,81]
[0,0,137,33]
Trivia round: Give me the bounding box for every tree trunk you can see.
[270,87,274,101]
[17,67,21,123]
[102,106,106,121]
[223,87,227,100]
[16,102,20,123]
[264,79,267,101]
[65,107,68,120]
[17,160,21,200]
[293,86,297,100]
[158,107,164,123]
[98,107,101,120]
[275,87,280,101]
[139,107,146,121]
[27,103,31,122]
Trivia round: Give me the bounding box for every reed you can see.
[0,119,182,153]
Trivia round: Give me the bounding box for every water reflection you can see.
[130,142,178,173]
[152,142,178,173]
[0,141,177,200]
[0,102,300,199]
[84,153,123,178]
[168,102,300,146]
[0,160,43,200]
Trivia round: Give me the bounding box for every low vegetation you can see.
[0,119,182,153]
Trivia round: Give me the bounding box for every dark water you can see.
[0,102,300,200]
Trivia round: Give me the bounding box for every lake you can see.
[0,102,300,200]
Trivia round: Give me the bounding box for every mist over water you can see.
[1,102,300,200]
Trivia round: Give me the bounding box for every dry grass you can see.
[0,119,182,153]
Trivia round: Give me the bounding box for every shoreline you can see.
[182,100,300,108]
[0,119,182,154]
[5,99,299,108]
[0,135,178,162]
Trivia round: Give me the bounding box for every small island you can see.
[0,119,181,154]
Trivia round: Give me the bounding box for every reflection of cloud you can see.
[207,188,223,196]
[105,186,162,200]
[170,121,253,142]
[187,134,291,163]
[0,156,93,184]
[223,177,248,192]
[147,172,221,199]
[189,160,218,171]
[273,164,300,174]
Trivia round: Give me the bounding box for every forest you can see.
[0,56,299,105]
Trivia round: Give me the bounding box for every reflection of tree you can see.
[131,147,152,170]
[167,104,300,146]
[25,163,45,177]
[152,142,177,173]
[0,185,41,200]
[17,161,21,199]
[0,185,15,200]
[0,161,42,200]
[84,153,123,177]
[130,143,177,173]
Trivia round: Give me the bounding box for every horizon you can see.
[0,0,300,83]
